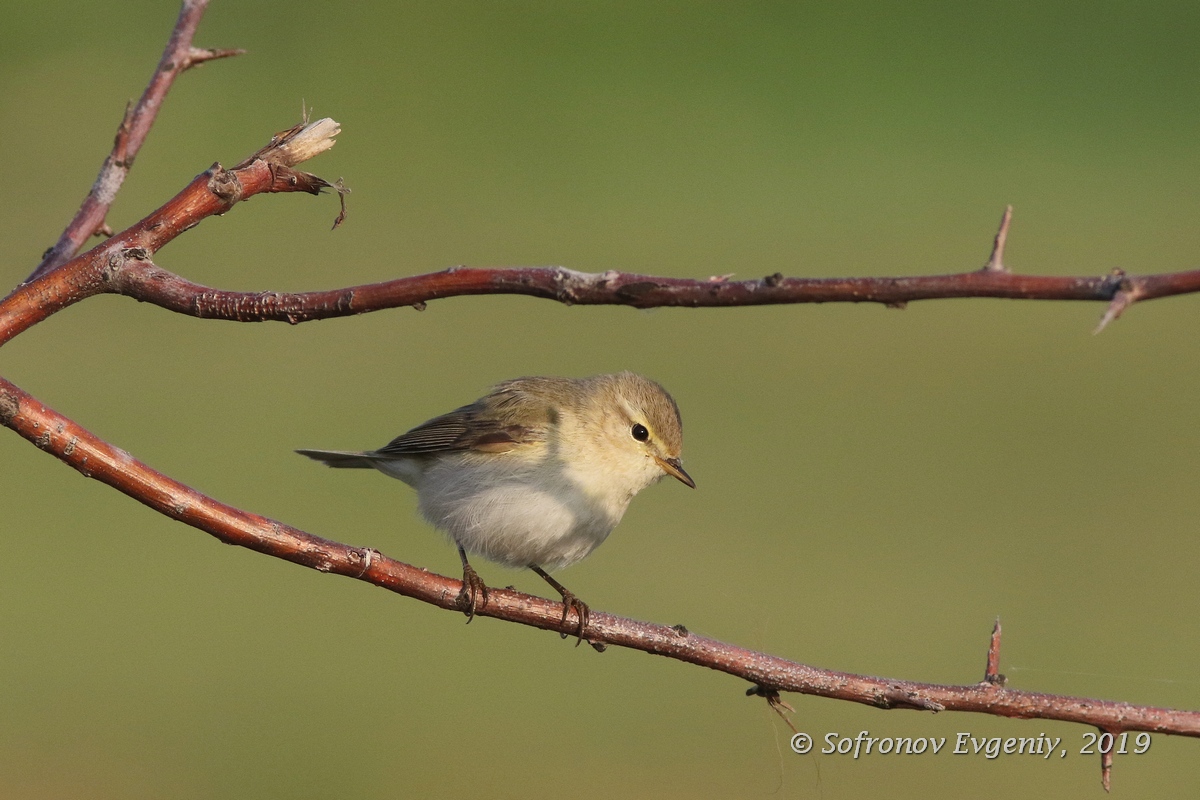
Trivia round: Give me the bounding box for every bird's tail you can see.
[295,448,380,469]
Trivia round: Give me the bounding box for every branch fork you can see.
[27,0,243,283]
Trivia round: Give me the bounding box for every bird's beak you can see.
[655,456,696,488]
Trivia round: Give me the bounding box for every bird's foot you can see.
[530,565,591,646]
[557,589,590,646]
[458,562,489,623]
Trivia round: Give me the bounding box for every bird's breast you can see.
[414,458,626,569]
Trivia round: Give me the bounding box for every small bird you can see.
[296,372,694,640]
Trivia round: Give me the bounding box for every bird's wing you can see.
[372,390,551,457]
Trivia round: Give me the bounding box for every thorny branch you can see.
[0,118,341,346]
[8,218,1200,344]
[4,3,1200,792]
[7,180,1197,336]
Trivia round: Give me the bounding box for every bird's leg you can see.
[457,546,489,622]
[530,565,589,645]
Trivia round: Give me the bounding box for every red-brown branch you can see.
[15,248,1200,346]
[9,165,1200,337]
[26,0,242,283]
[9,236,1200,346]
[111,262,1200,320]
[1,374,1198,738]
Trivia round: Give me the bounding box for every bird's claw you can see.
[458,563,489,622]
[557,590,590,646]
[529,565,593,647]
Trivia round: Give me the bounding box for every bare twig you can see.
[7,236,1200,346]
[0,374,1197,737]
[25,0,241,283]
[104,262,1200,324]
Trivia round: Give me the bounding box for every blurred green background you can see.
[3,1,1199,797]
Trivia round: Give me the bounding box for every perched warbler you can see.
[297,372,694,639]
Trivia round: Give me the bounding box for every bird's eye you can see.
[631,423,650,442]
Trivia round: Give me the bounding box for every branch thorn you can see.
[982,617,1006,686]
[983,205,1013,272]
[182,46,245,70]
[1094,270,1144,334]
[1099,728,1115,792]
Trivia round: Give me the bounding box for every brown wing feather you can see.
[371,389,550,457]
[373,405,478,455]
